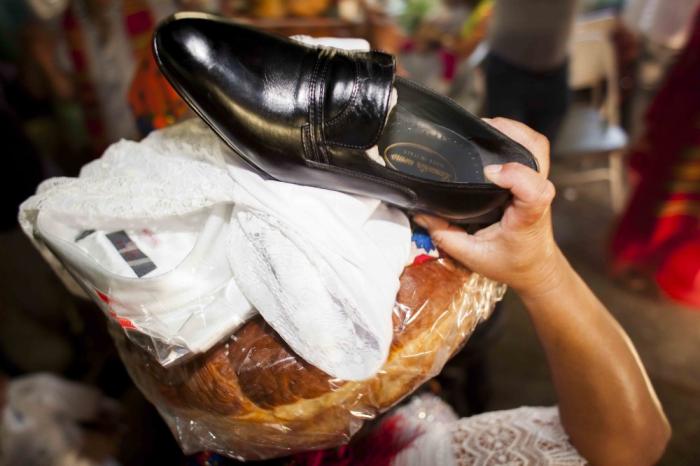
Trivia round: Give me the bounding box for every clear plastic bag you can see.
[111,257,505,460]
[20,117,412,376]
[19,117,506,460]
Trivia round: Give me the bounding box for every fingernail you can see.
[413,215,429,229]
[484,164,502,176]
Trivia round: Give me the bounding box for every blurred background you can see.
[1,0,700,464]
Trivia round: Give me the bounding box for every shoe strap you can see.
[304,47,395,163]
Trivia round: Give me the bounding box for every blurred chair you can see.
[552,31,629,212]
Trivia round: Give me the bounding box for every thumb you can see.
[413,215,483,270]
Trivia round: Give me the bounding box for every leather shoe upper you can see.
[154,13,395,169]
[154,12,536,222]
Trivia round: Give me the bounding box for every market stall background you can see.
[1,0,699,465]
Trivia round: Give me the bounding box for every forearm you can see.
[519,249,670,466]
[415,118,670,464]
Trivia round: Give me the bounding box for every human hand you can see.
[414,118,564,298]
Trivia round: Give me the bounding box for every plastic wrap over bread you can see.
[112,257,505,460]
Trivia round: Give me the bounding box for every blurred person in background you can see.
[622,0,700,138]
[0,0,79,377]
[413,0,493,59]
[611,4,700,309]
[397,0,491,102]
[1,4,193,464]
[55,0,179,157]
[0,0,81,175]
[484,0,580,142]
[623,0,700,51]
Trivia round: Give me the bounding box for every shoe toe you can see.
[154,14,213,82]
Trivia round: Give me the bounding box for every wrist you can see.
[514,247,570,302]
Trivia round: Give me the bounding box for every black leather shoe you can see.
[153,12,537,223]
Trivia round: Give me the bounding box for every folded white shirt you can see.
[34,203,254,365]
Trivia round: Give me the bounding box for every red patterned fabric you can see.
[128,48,190,136]
[610,6,700,308]
[122,0,156,58]
[289,417,417,466]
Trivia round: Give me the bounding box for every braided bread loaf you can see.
[112,258,503,460]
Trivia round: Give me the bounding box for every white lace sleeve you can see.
[450,406,587,465]
[390,395,587,466]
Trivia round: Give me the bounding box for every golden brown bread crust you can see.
[113,258,481,459]
[230,318,338,409]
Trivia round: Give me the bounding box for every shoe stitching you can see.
[317,51,332,164]
[306,52,323,163]
[326,140,376,149]
[324,58,360,128]
[301,124,312,161]
[360,52,396,149]
[325,52,396,150]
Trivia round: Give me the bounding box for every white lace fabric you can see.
[450,407,587,466]
[19,117,411,379]
[391,395,586,466]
